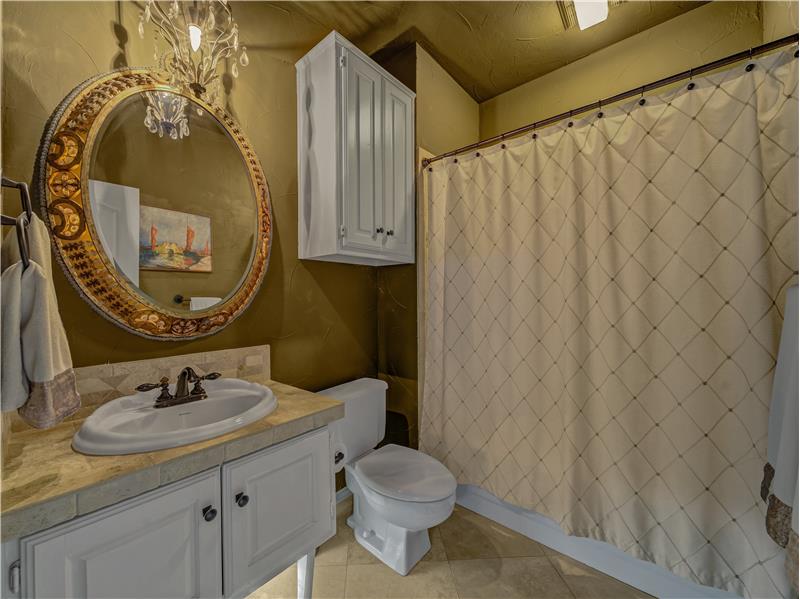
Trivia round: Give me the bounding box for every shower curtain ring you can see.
[597,99,603,119]
[688,68,695,90]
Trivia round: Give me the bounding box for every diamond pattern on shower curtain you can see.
[421,50,798,599]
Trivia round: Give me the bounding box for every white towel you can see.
[1,212,52,277]
[1,260,80,428]
[190,296,221,310]
[761,285,798,592]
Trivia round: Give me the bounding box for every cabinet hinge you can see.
[339,225,346,237]
[8,560,20,595]
[338,54,346,68]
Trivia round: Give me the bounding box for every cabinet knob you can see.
[387,230,394,236]
[202,505,218,522]
[235,492,250,508]
[376,227,384,234]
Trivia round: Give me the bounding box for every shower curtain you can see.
[421,49,798,598]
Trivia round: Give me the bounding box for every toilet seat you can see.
[354,444,456,503]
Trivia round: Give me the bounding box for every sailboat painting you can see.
[139,206,212,272]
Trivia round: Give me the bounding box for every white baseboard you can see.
[456,484,740,599]
[336,486,352,504]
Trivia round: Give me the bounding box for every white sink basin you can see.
[73,378,277,455]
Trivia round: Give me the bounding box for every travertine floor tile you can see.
[316,506,352,566]
[448,556,573,599]
[548,554,651,599]
[248,563,345,599]
[344,561,458,599]
[250,498,653,599]
[439,506,545,560]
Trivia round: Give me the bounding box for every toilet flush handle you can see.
[334,451,344,464]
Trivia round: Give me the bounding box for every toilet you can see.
[322,378,457,576]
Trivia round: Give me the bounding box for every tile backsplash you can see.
[4,346,270,434]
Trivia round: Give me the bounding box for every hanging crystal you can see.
[142,91,191,140]
[138,0,248,107]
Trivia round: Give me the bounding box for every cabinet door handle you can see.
[202,505,218,522]
[387,230,394,236]
[376,227,384,234]
[235,492,250,508]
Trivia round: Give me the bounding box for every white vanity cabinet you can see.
[222,428,335,598]
[19,470,222,599]
[12,428,336,599]
[297,31,415,266]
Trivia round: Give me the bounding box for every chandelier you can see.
[143,91,191,140]
[139,0,249,106]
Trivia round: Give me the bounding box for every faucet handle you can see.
[136,377,172,401]
[190,372,221,398]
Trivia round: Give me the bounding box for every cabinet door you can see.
[382,81,415,260]
[223,428,334,598]
[20,470,222,599]
[342,47,384,253]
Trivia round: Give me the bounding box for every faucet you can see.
[136,367,221,408]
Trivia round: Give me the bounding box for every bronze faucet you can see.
[136,367,221,408]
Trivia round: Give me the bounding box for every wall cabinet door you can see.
[222,428,334,598]
[20,470,222,599]
[381,79,415,260]
[342,48,384,253]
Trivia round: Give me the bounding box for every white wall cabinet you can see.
[13,429,336,599]
[297,31,415,266]
[20,470,222,599]
[222,428,334,598]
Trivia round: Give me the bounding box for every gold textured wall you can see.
[1,1,377,390]
[479,1,768,139]
[376,45,479,449]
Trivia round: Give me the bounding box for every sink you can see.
[73,378,277,455]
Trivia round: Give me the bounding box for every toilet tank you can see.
[320,378,387,462]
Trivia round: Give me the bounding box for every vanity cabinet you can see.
[222,428,334,598]
[19,470,222,599]
[297,31,415,266]
[13,428,336,599]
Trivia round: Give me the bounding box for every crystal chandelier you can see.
[143,91,191,140]
[139,0,249,106]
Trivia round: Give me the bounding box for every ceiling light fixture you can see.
[573,0,609,30]
[139,0,249,106]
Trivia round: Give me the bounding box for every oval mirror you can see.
[36,69,272,339]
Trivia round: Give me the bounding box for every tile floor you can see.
[248,497,653,599]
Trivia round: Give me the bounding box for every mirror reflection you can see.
[89,91,257,313]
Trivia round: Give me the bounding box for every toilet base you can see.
[347,493,432,576]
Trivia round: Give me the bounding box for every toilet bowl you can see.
[321,379,457,575]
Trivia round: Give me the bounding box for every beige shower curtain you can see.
[421,49,798,598]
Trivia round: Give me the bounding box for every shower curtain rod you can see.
[421,33,799,168]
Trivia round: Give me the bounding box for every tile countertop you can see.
[1,378,343,541]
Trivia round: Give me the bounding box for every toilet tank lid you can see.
[319,378,388,400]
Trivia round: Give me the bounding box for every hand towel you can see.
[1,212,52,277]
[190,296,221,310]
[759,285,798,592]
[1,260,80,428]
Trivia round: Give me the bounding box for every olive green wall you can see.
[416,46,480,156]
[479,1,769,139]
[1,1,377,391]
[376,44,479,449]
[763,0,800,42]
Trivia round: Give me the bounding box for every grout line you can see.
[545,552,579,599]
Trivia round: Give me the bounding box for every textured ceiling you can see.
[284,1,707,102]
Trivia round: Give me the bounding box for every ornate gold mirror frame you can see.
[34,69,272,340]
